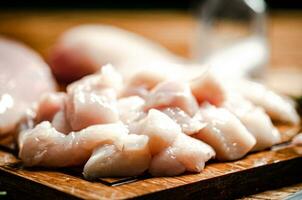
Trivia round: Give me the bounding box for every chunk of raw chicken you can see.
[66,88,119,131]
[65,65,121,131]
[190,70,225,106]
[130,109,182,155]
[35,92,66,123]
[83,134,150,179]
[144,81,199,116]
[223,93,281,151]
[19,121,128,167]
[149,133,215,176]
[117,96,146,125]
[49,25,177,82]
[162,107,206,135]
[232,79,299,124]
[149,147,186,176]
[194,105,256,161]
[0,38,56,135]
[51,110,71,134]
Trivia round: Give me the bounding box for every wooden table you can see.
[0,10,301,199]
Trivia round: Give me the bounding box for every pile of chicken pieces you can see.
[19,63,299,179]
[0,25,300,180]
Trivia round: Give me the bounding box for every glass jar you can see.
[193,0,268,79]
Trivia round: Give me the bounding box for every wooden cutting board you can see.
[0,124,301,200]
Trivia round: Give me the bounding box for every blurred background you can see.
[1,0,302,9]
[0,0,301,94]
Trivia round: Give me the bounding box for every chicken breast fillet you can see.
[48,25,177,82]
[0,38,56,135]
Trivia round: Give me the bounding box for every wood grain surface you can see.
[0,10,301,199]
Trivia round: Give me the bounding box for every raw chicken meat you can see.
[51,110,71,134]
[126,70,169,91]
[170,134,215,172]
[144,80,199,116]
[194,105,256,161]
[117,96,146,125]
[292,133,302,145]
[149,133,215,176]
[190,70,225,106]
[223,93,281,151]
[121,85,149,99]
[83,134,150,179]
[35,92,66,123]
[0,38,56,135]
[162,107,206,135]
[15,60,301,178]
[66,88,119,131]
[232,80,299,124]
[19,121,129,167]
[120,62,196,98]
[65,65,121,131]
[120,69,168,98]
[130,109,182,155]
[67,64,123,94]
[49,25,178,82]
[130,109,214,176]
[149,147,186,176]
